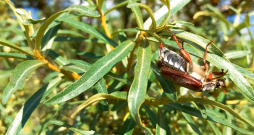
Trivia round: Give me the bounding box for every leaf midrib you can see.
[13,62,45,90]
[133,47,145,109]
[72,42,133,94]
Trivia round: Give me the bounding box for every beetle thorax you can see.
[201,81,216,91]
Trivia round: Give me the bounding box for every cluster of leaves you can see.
[1,0,254,134]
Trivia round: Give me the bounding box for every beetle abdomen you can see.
[159,47,188,73]
[160,65,203,91]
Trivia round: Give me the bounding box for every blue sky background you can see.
[22,0,254,38]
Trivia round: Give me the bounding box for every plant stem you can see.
[35,51,80,80]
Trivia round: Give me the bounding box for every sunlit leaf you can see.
[128,38,152,134]
[159,29,224,56]
[47,50,70,66]
[144,0,191,29]
[127,0,144,29]
[2,60,46,104]
[57,29,84,37]
[127,3,156,30]
[22,17,46,25]
[233,64,254,81]
[61,18,118,47]
[162,103,252,134]
[0,39,33,56]
[0,52,33,59]
[49,120,95,135]
[5,77,62,135]
[44,40,134,105]
[41,24,61,57]
[157,0,170,27]
[176,98,254,130]
[54,36,105,43]
[225,51,250,59]
[35,5,100,52]
[71,92,127,117]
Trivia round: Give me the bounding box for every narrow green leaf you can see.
[157,0,170,27]
[111,28,139,36]
[181,112,202,135]
[41,24,61,57]
[233,64,254,81]
[159,29,224,56]
[6,77,62,135]
[94,79,108,94]
[48,50,70,66]
[143,105,157,128]
[207,5,232,28]
[128,38,152,134]
[119,115,136,135]
[144,0,191,29]
[71,92,127,117]
[147,69,155,90]
[229,20,253,38]
[127,0,144,28]
[156,109,170,135]
[2,60,46,104]
[57,29,84,37]
[0,39,33,56]
[128,3,156,30]
[112,100,128,111]
[35,5,100,51]
[67,59,132,85]
[104,1,128,15]
[43,72,59,83]
[151,62,177,101]
[0,52,33,59]
[108,80,125,93]
[61,19,118,47]
[55,36,104,43]
[207,120,222,135]
[94,78,109,111]
[163,103,252,134]
[22,17,46,25]
[107,72,132,85]
[176,98,254,129]
[49,120,95,135]
[44,40,134,105]
[63,61,108,98]
[225,51,250,59]
[31,12,77,39]
[0,70,13,79]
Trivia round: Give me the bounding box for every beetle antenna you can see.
[222,78,226,93]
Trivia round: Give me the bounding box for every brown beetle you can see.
[157,25,227,92]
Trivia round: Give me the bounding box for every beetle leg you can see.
[203,41,213,72]
[159,42,164,49]
[213,69,228,78]
[212,69,224,75]
[164,25,192,64]
[206,73,214,81]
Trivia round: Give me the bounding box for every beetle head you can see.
[216,78,226,93]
